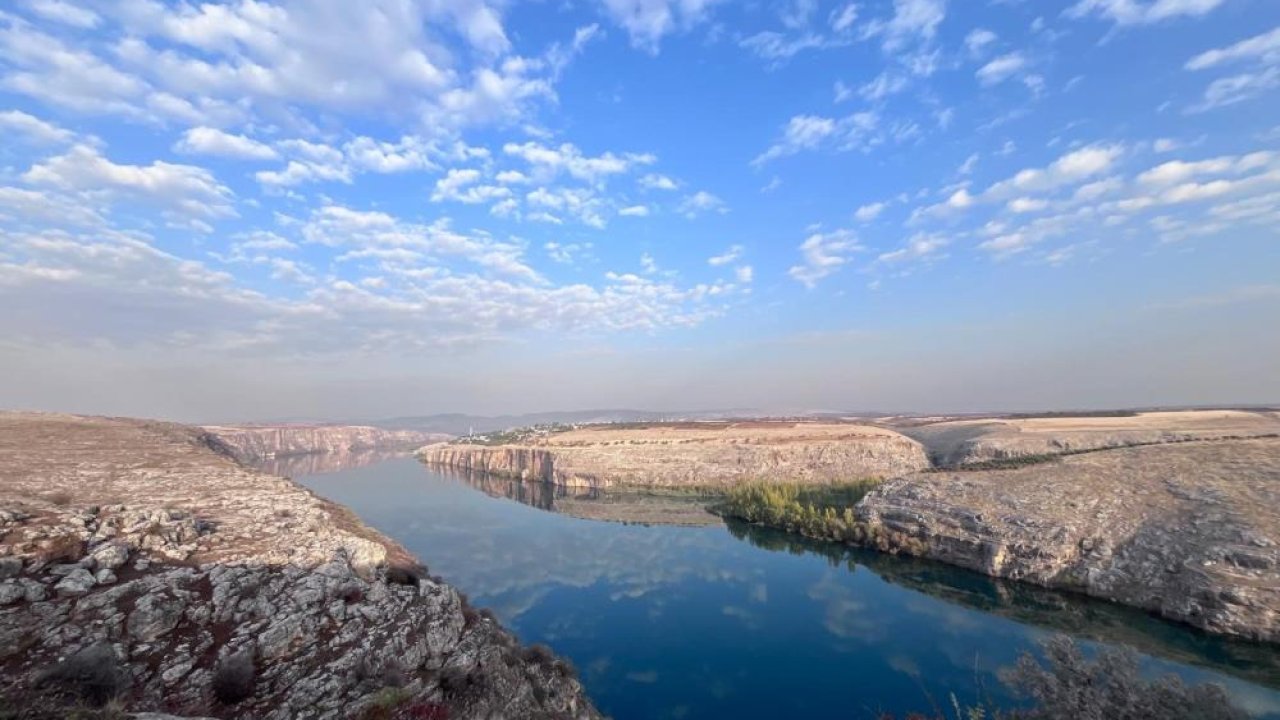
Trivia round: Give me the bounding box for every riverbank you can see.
[715,437,1280,643]
[0,412,599,719]
[420,413,1280,643]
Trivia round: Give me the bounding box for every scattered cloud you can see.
[789,228,861,288]
[174,127,278,161]
[678,190,728,218]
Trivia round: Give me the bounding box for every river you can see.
[292,455,1280,720]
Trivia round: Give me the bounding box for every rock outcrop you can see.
[895,410,1280,467]
[202,424,447,464]
[0,412,598,719]
[856,437,1280,642]
[419,422,931,489]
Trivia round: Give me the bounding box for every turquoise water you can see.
[297,457,1280,720]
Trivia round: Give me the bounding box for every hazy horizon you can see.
[2,0,1278,424]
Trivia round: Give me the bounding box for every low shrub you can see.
[34,642,125,706]
[212,651,255,705]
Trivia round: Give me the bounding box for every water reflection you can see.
[436,466,721,526]
[253,448,408,477]
[727,520,1280,692]
[296,457,1280,720]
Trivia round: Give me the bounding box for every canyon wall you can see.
[419,422,932,489]
[856,437,1280,642]
[896,410,1280,467]
[0,412,598,719]
[203,423,446,464]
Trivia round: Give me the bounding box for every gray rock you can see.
[91,541,130,570]
[95,568,118,585]
[0,581,23,605]
[54,568,96,597]
[0,556,21,579]
[128,593,184,642]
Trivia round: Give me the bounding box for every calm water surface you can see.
[296,457,1280,720]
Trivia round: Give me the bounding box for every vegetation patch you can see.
[715,480,923,554]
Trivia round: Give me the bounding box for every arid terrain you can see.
[419,421,931,489]
[890,409,1280,466]
[858,437,1280,641]
[0,412,597,719]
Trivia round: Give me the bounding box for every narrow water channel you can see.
[292,455,1280,720]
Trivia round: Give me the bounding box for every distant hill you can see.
[367,409,767,435]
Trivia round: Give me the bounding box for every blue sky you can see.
[1,0,1278,421]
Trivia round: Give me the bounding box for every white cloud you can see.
[985,145,1124,198]
[976,52,1026,86]
[1008,197,1050,213]
[753,111,880,164]
[174,127,278,160]
[430,168,513,205]
[855,202,886,221]
[597,0,721,53]
[619,204,650,216]
[865,0,947,52]
[678,190,728,218]
[23,144,235,220]
[965,28,997,56]
[639,173,679,191]
[859,72,909,100]
[0,109,74,144]
[735,265,754,283]
[877,232,948,263]
[1189,67,1280,112]
[1137,151,1275,185]
[504,141,655,184]
[830,4,859,33]
[22,0,101,28]
[1067,0,1228,26]
[1185,26,1280,70]
[788,229,861,288]
[708,245,743,266]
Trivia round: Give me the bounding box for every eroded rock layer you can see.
[420,422,932,489]
[202,423,446,464]
[856,437,1280,642]
[0,412,598,719]
[895,410,1280,467]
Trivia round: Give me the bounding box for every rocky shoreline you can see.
[0,412,599,719]
[855,437,1280,643]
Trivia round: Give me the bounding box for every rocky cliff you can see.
[419,422,931,489]
[202,424,447,464]
[0,412,599,719]
[856,437,1280,642]
[896,410,1280,467]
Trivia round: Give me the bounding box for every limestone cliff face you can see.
[203,424,444,463]
[419,422,932,489]
[856,437,1280,642]
[0,413,599,719]
[897,410,1280,467]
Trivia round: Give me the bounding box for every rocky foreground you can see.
[858,437,1280,642]
[420,422,931,489]
[0,412,599,719]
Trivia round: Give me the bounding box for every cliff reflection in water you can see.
[435,466,721,526]
[254,448,409,478]
[726,519,1280,692]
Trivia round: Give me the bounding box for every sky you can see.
[1,0,1278,423]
